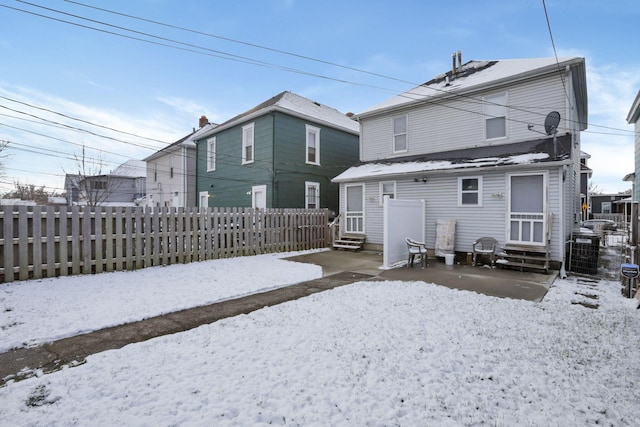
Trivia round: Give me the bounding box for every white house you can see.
[144,116,217,208]
[626,90,640,202]
[333,55,588,272]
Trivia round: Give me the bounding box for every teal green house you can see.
[194,91,359,215]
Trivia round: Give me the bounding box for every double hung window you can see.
[393,115,408,153]
[458,176,482,206]
[207,137,216,171]
[242,123,254,164]
[306,125,320,165]
[484,92,507,139]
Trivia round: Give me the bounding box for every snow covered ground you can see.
[1,250,640,426]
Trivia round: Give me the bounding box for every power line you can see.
[0,103,163,151]
[0,95,171,145]
[4,2,637,136]
[541,0,572,107]
[63,0,420,88]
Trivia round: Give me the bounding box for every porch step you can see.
[333,235,366,251]
[497,245,550,273]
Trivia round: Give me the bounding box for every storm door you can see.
[508,173,547,245]
[345,184,364,234]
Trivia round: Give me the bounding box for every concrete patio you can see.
[285,249,558,302]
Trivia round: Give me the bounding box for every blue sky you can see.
[0,0,638,195]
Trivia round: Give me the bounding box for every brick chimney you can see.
[199,115,208,128]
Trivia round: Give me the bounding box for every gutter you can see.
[332,158,574,184]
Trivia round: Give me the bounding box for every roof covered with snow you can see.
[358,57,587,126]
[197,91,359,139]
[333,134,573,182]
[112,160,146,177]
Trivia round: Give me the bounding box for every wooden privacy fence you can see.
[0,206,330,283]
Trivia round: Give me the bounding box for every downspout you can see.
[182,145,187,207]
[272,113,277,208]
[559,166,567,278]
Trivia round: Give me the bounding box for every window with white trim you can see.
[601,202,612,214]
[207,137,216,171]
[242,123,254,164]
[306,125,320,165]
[484,92,507,140]
[458,176,483,206]
[305,181,320,209]
[393,114,408,153]
[379,181,396,205]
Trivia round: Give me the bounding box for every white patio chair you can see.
[406,238,428,268]
[472,237,498,267]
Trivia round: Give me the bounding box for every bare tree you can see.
[2,181,59,205]
[0,140,8,178]
[64,145,120,207]
[588,182,602,195]
[63,146,144,207]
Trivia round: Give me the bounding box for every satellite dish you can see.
[544,111,561,135]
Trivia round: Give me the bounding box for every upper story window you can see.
[242,123,254,164]
[393,114,408,153]
[379,181,396,205]
[91,180,107,190]
[306,125,320,165]
[207,137,216,172]
[305,181,320,209]
[484,92,507,140]
[458,176,483,206]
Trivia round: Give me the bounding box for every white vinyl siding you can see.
[242,123,254,164]
[359,76,567,161]
[207,137,216,171]
[305,125,320,165]
[352,168,562,262]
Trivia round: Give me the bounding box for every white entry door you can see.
[252,185,267,209]
[508,173,547,245]
[345,184,364,233]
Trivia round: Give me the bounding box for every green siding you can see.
[272,112,358,213]
[196,111,358,211]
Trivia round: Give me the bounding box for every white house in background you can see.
[333,55,588,272]
[144,116,217,208]
[626,89,640,202]
[74,159,147,206]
